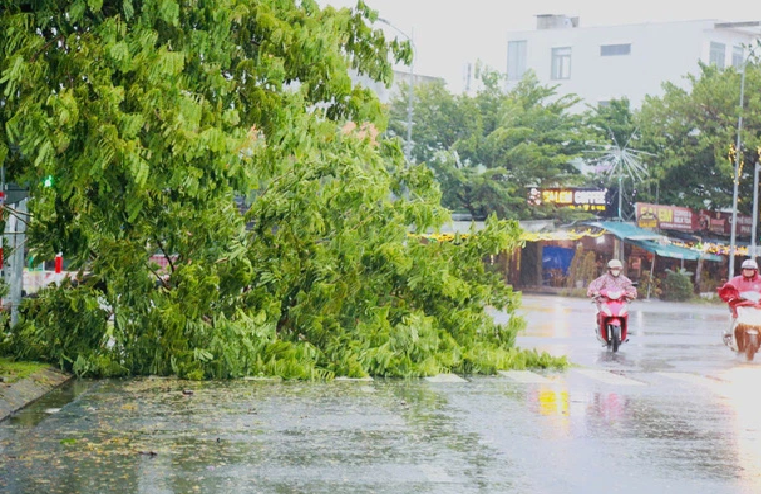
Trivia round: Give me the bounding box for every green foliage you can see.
[638,60,761,212]
[389,68,587,220]
[0,358,49,383]
[661,269,694,302]
[3,279,114,375]
[0,0,565,378]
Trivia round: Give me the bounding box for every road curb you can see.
[0,367,72,421]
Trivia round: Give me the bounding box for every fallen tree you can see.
[0,0,565,378]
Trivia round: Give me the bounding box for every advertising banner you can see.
[635,203,697,232]
[528,187,608,211]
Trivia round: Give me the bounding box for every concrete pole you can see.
[4,198,26,327]
[754,161,760,261]
[730,60,746,279]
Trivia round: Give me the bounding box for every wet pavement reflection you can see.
[1,295,760,493]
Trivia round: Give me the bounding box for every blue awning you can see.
[630,240,723,262]
[584,221,664,241]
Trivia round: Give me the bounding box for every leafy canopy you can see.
[0,0,565,378]
[389,68,587,220]
[638,61,761,212]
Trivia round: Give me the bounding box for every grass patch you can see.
[0,358,50,383]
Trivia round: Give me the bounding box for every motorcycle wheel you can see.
[605,324,612,348]
[747,333,758,362]
[611,325,621,353]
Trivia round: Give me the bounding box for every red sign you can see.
[699,209,753,236]
[635,203,697,232]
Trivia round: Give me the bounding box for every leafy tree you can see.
[582,98,655,219]
[387,79,474,164]
[638,61,761,213]
[0,0,564,377]
[397,69,586,219]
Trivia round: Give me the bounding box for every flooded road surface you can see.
[2,295,760,493]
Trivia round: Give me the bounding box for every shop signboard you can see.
[635,203,697,232]
[527,187,607,211]
[699,209,753,236]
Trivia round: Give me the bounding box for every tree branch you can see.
[147,262,171,289]
[154,236,176,273]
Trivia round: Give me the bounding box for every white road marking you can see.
[498,370,554,384]
[573,369,647,386]
[657,372,733,396]
[424,374,467,383]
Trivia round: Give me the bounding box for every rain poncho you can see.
[726,274,761,293]
[587,273,637,310]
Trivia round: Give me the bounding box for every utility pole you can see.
[4,198,27,327]
[730,56,746,279]
[754,160,760,261]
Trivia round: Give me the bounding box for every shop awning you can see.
[630,240,723,262]
[585,221,665,241]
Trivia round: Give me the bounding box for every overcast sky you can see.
[319,0,761,92]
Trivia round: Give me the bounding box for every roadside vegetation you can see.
[0,0,566,379]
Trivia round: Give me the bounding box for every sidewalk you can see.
[0,366,71,421]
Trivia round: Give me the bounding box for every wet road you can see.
[2,295,760,493]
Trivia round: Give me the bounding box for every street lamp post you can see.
[378,19,414,163]
[730,58,745,279]
[730,41,761,277]
[753,160,760,261]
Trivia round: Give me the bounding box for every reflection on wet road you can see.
[2,295,760,493]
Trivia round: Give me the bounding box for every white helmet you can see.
[607,259,623,270]
[742,259,758,271]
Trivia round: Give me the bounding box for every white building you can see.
[350,70,445,104]
[506,15,760,110]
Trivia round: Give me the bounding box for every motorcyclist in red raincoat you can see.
[723,259,761,345]
[726,259,761,292]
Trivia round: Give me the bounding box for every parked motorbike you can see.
[718,284,761,361]
[594,289,631,353]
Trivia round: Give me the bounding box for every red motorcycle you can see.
[718,284,761,361]
[594,289,631,352]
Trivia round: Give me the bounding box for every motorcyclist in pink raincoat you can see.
[587,259,637,302]
[587,259,637,341]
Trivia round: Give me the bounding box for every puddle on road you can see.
[0,379,519,494]
[5,379,93,428]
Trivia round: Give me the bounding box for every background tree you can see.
[389,69,586,219]
[583,98,654,219]
[638,61,761,213]
[387,79,474,164]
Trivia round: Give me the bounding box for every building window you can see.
[710,42,726,68]
[507,40,528,81]
[733,45,744,69]
[600,43,631,56]
[551,47,572,80]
